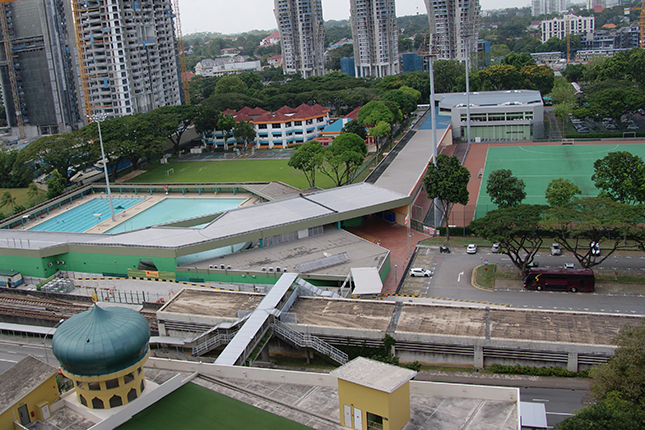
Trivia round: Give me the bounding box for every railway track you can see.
[0,293,158,333]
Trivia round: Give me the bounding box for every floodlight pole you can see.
[90,113,115,222]
[427,35,440,230]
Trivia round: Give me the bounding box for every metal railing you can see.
[192,331,237,356]
[274,320,348,365]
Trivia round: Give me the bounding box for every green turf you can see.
[0,187,46,218]
[128,160,338,190]
[475,144,645,219]
[117,382,313,430]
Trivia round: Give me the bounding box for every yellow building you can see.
[0,356,60,429]
[52,304,150,410]
[330,357,417,430]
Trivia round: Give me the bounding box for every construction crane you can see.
[172,0,190,105]
[625,0,645,48]
[0,0,25,140]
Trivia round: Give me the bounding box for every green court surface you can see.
[475,143,645,219]
[117,382,313,430]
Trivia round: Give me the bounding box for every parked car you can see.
[410,268,433,277]
[563,263,575,269]
[466,244,477,254]
[591,242,600,256]
[491,243,500,253]
[550,243,561,256]
[526,261,539,268]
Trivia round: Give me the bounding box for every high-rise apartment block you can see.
[424,0,479,61]
[540,14,594,43]
[0,0,83,140]
[350,0,399,77]
[274,0,325,78]
[531,0,568,17]
[72,0,182,118]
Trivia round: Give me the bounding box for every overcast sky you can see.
[178,0,534,36]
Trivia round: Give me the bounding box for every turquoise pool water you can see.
[29,197,143,233]
[106,198,243,234]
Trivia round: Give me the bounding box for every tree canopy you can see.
[319,133,367,187]
[423,155,470,241]
[545,178,582,207]
[288,140,324,188]
[486,169,526,208]
[592,151,645,205]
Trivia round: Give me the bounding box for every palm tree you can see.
[0,191,16,213]
[27,183,40,201]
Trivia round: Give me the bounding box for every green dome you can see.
[52,304,150,376]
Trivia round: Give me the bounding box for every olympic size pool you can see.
[106,198,244,234]
[29,197,143,233]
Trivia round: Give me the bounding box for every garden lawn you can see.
[128,160,338,189]
[117,382,313,430]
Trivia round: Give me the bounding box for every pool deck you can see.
[17,192,257,234]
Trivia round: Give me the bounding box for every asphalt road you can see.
[0,339,57,373]
[408,248,645,315]
[521,387,588,428]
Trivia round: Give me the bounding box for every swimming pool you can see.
[106,198,243,234]
[29,197,144,233]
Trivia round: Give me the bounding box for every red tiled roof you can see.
[275,105,297,115]
[272,112,291,121]
[222,108,237,115]
[237,106,253,115]
[248,107,268,116]
[253,112,275,122]
[235,113,253,122]
[344,107,361,121]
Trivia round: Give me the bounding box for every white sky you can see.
[178,0,533,36]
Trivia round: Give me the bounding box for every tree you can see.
[19,133,93,183]
[574,80,645,131]
[46,169,66,200]
[213,75,248,95]
[477,64,525,91]
[319,133,367,187]
[589,321,645,415]
[0,191,16,214]
[555,398,642,430]
[232,120,256,148]
[27,183,40,202]
[380,89,417,118]
[592,151,645,205]
[470,204,547,274]
[194,104,220,143]
[423,154,470,241]
[545,178,582,207]
[152,105,198,155]
[542,197,639,269]
[217,113,236,149]
[486,169,526,208]
[357,101,394,127]
[520,64,555,96]
[341,119,367,140]
[501,52,535,69]
[288,140,324,188]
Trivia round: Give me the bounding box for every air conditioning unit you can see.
[275,267,280,272]
[220,264,225,270]
[268,267,273,272]
[60,261,65,265]
[227,265,232,270]
[261,267,266,271]
[209,265,215,269]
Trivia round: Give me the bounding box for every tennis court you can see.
[474,143,645,219]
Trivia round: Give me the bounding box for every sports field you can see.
[129,159,338,190]
[474,143,645,219]
[117,382,313,430]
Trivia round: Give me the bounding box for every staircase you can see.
[274,320,348,365]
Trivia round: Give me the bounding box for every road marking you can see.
[547,412,575,416]
[0,358,17,363]
[532,398,550,402]
[458,271,464,282]
[6,351,16,354]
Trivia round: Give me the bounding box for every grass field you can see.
[475,143,645,219]
[117,382,313,430]
[128,160,339,190]
[0,187,46,218]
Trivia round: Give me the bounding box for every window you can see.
[258,124,267,129]
[294,121,302,126]
[127,388,138,402]
[76,381,84,389]
[105,378,119,389]
[92,397,104,409]
[88,381,101,391]
[272,123,281,129]
[109,395,123,407]
[124,372,135,384]
[79,395,87,407]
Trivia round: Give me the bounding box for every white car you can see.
[591,242,600,256]
[563,263,575,269]
[550,243,561,256]
[466,244,477,254]
[410,268,433,277]
[491,243,500,253]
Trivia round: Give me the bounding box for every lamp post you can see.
[89,113,115,221]
[43,318,64,364]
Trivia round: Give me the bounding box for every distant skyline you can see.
[179,0,534,36]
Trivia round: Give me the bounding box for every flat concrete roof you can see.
[0,356,58,416]
[290,297,395,331]
[158,288,263,319]
[183,228,389,280]
[331,357,417,393]
[438,90,543,107]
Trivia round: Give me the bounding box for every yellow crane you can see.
[625,0,645,48]
[173,0,190,105]
[0,0,25,139]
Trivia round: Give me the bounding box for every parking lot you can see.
[570,112,645,134]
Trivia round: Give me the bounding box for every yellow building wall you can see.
[0,374,59,430]
[337,379,411,430]
[61,352,148,410]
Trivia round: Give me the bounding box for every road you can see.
[409,248,645,315]
[521,387,588,428]
[0,339,57,373]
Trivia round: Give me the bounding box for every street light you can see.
[88,113,115,222]
[43,318,65,364]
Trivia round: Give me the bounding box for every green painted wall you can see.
[0,254,50,277]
